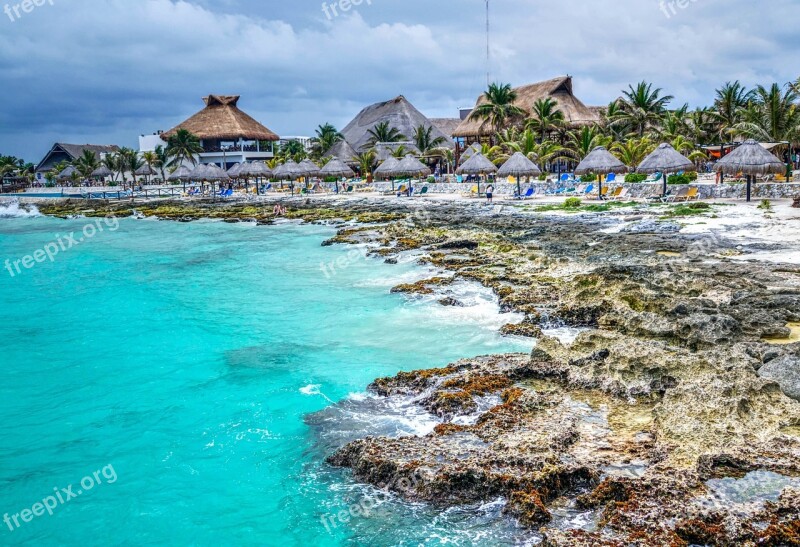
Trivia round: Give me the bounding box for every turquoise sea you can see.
[0,203,534,546]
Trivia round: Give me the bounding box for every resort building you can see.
[34,143,120,182]
[159,95,280,169]
[277,136,313,151]
[453,75,602,155]
[329,95,455,157]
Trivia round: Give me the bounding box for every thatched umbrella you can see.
[456,152,497,195]
[227,162,243,178]
[637,143,694,197]
[168,165,193,191]
[374,157,400,190]
[91,166,113,181]
[278,160,304,195]
[320,158,355,193]
[240,161,272,194]
[498,152,542,196]
[390,155,431,193]
[135,164,156,185]
[298,159,321,190]
[715,139,786,202]
[58,165,77,180]
[574,146,627,199]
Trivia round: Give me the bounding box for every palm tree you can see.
[468,83,526,137]
[366,121,406,146]
[390,145,410,159]
[526,98,565,141]
[277,140,307,163]
[612,137,655,169]
[72,150,100,179]
[733,83,800,143]
[565,125,613,161]
[714,81,752,140]
[354,150,377,177]
[153,145,169,183]
[142,151,157,184]
[310,123,344,158]
[101,154,121,183]
[412,125,446,154]
[688,107,718,146]
[166,129,203,167]
[612,81,674,138]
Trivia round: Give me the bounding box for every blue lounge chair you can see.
[517,187,535,200]
[582,184,594,196]
[606,173,616,183]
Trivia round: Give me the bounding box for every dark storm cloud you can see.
[0,0,797,161]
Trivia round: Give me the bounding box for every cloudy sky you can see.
[1,0,797,162]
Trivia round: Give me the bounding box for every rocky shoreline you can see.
[24,196,800,544]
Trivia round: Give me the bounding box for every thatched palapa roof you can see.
[320,158,355,178]
[392,155,431,177]
[453,76,601,138]
[575,146,627,175]
[324,140,358,164]
[161,95,279,142]
[637,143,694,174]
[498,152,542,177]
[715,140,786,176]
[340,95,454,152]
[457,153,498,175]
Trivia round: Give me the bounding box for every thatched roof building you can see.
[324,140,358,163]
[160,95,279,143]
[340,95,454,152]
[35,143,119,173]
[453,76,601,138]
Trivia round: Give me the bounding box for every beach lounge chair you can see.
[607,187,624,200]
[674,187,699,202]
[610,187,630,201]
[517,187,535,200]
[644,173,663,183]
[413,186,429,197]
[663,186,689,203]
[606,173,617,184]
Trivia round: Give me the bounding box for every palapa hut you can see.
[374,157,400,179]
[168,165,192,182]
[453,76,601,164]
[91,166,113,180]
[324,140,358,165]
[456,152,497,195]
[320,158,355,193]
[575,146,627,199]
[498,152,542,196]
[715,139,786,202]
[339,95,455,152]
[35,143,119,175]
[454,77,600,140]
[637,143,694,196]
[160,95,280,168]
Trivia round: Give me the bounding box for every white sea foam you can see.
[0,200,41,218]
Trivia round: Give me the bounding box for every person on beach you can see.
[486,184,494,205]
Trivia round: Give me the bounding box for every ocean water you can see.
[0,204,533,546]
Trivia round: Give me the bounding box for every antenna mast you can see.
[485,0,491,87]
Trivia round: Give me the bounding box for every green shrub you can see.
[758,199,772,211]
[668,174,692,185]
[427,176,436,184]
[686,171,698,181]
[625,173,648,183]
[323,176,338,183]
[538,174,547,181]
[580,172,597,183]
[564,197,582,208]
